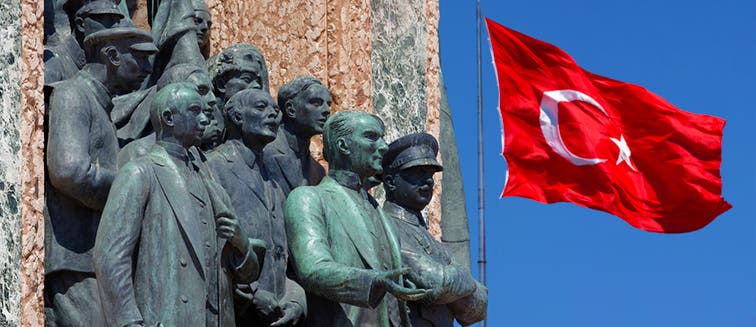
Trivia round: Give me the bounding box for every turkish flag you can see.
[486,18,731,233]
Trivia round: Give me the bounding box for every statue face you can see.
[169,89,210,147]
[345,116,388,178]
[223,62,263,102]
[387,166,436,211]
[291,84,331,136]
[187,71,216,107]
[76,13,122,36]
[112,46,153,94]
[193,10,211,47]
[201,104,225,147]
[240,92,281,145]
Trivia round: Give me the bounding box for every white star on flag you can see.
[610,135,637,171]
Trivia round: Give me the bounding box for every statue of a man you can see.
[44,26,157,326]
[94,82,266,327]
[381,133,487,327]
[207,43,269,109]
[285,110,429,327]
[264,76,331,195]
[207,89,307,326]
[44,0,126,84]
[116,63,218,166]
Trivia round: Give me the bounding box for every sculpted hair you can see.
[156,64,206,91]
[322,110,383,163]
[150,82,199,133]
[277,76,325,119]
[206,43,269,94]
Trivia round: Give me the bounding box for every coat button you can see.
[180,258,187,267]
[181,295,188,303]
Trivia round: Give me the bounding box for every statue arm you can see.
[402,250,477,305]
[47,88,115,210]
[282,276,307,314]
[93,162,149,327]
[449,281,488,326]
[284,187,387,308]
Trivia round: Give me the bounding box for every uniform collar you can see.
[383,201,426,228]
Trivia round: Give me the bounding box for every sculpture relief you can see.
[41,1,486,326]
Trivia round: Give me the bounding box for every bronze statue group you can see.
[42,0,487,326]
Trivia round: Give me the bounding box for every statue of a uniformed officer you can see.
[285,110,429,327]
[381,133,487,327]
[94,83,266,327]
[264,76,331,195]
[44,26,157,327]
[207,89,307,326]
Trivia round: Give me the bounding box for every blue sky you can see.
[438,0,756,326]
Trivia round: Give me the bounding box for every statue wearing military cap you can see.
[381,133,488,327]
[44,24,156,327]
[44,0,127,84]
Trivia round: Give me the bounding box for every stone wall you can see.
[0,0,23,324]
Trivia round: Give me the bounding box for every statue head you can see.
[323,110,388,179]
[278,76,332,137]
[73,0,124,40]
[191,0,211,49]
[207,43,269,106]
[151,82,209,148]
[156,64,221,148]
[381,133,443,211]
[84,27,158,94]
[224,88,281,150]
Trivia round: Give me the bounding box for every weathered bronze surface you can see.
[207,89,306,326]
[41,1,483,326]
[94,83,264,327]
[44,23,157,326]
[381,133,487,327]
[285,110,430,327]
[264,76,330,195]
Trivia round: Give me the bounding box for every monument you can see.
[1,0,477,325]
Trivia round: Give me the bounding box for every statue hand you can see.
[216,215,247,251]
[270,302,304,327]
[252,289,283,323]
[376,267,430,302]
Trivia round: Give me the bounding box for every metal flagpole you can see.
[476,1,487,327]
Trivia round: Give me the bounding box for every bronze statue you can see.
[94,82,266,327]
[285,110,429,327]
[264,76,331,195]
[44,0,126,85]
[207,89,307,326]
[381,133,487,327]
[116,63,217,165]
[44,26,157,326]
[207,43,270,110]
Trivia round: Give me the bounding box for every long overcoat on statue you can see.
[93,145,261,327]
[207,140,307,324]
[285,174,407,327]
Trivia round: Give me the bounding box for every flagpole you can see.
[476,1,487,327]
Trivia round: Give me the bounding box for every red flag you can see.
[486,18,731,233]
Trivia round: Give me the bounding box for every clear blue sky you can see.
[438,0,756,326]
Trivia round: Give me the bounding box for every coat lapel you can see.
[148,146,207,279]
[323,178,381,269]
[220,145,270,210]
